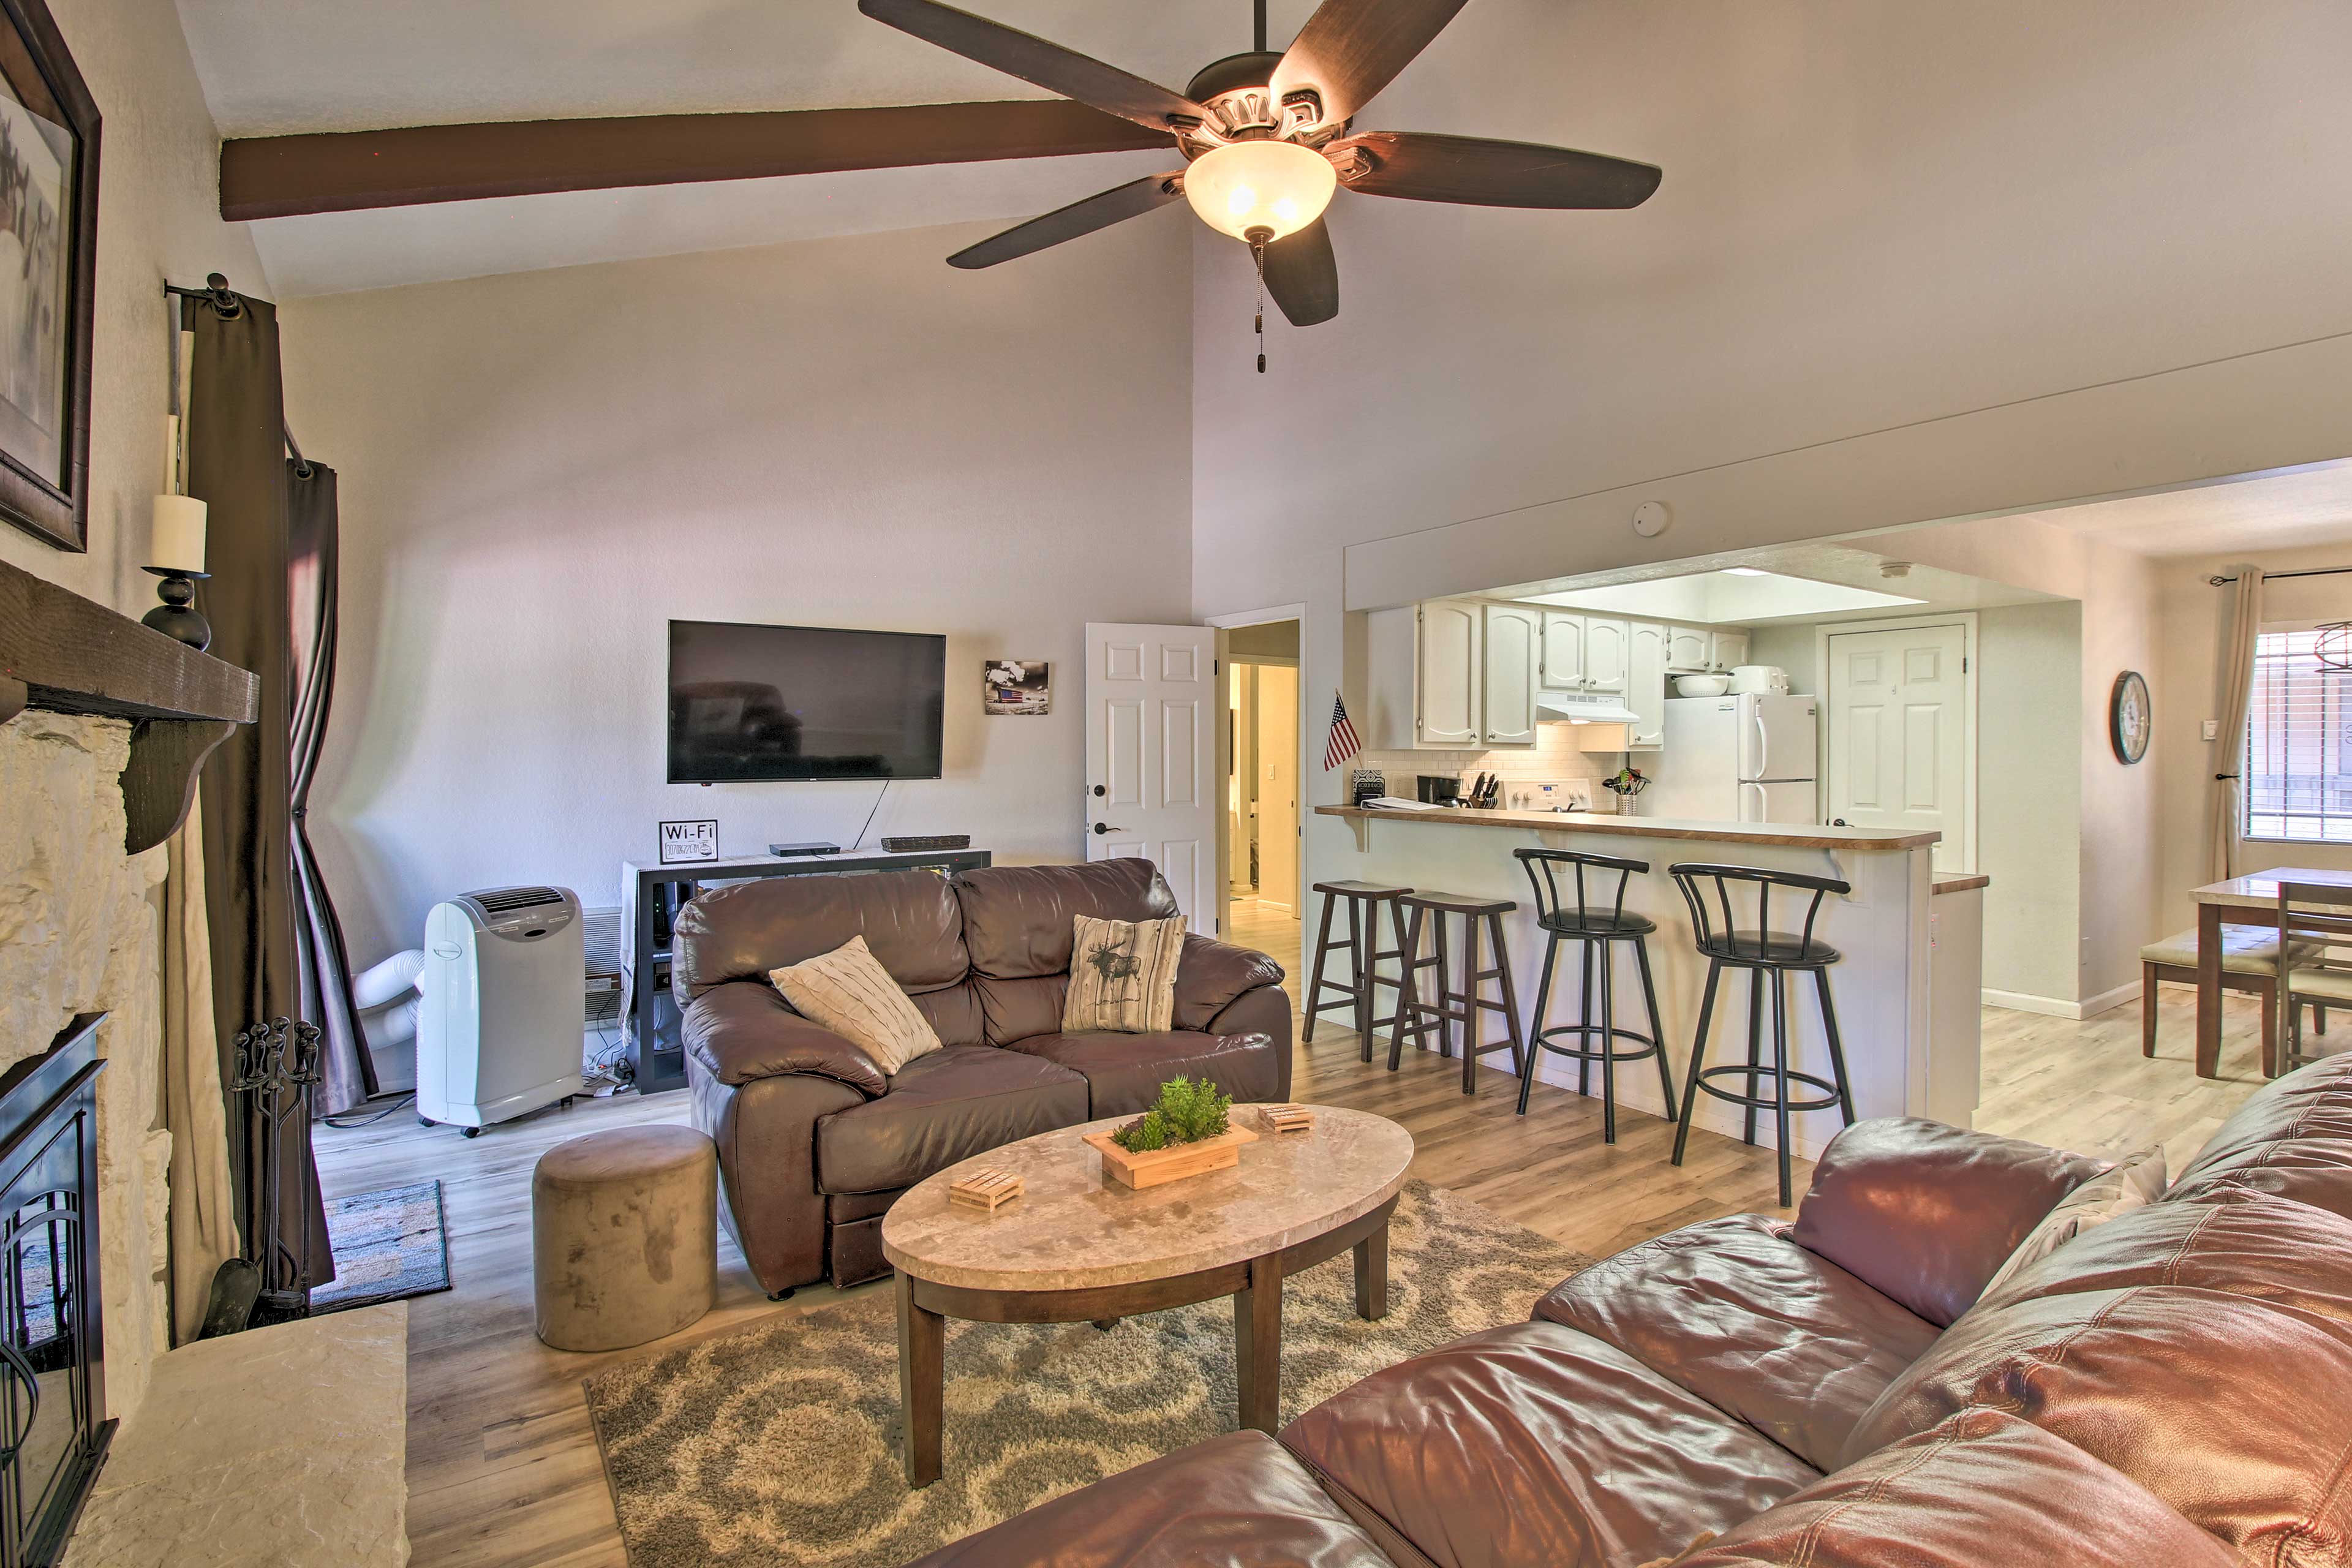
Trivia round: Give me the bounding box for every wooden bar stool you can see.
[1513,848,1675,1141]
[1392,891,1527,1095]
[1666,863,1856,1208]
[1303,880,1415,1062]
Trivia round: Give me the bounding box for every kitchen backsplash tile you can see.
[1357,725,1623,801]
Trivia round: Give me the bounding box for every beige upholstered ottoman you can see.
[532,1125,717,1352]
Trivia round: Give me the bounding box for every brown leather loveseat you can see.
[913,1050,2352,1567]
[677,860,1290,1297]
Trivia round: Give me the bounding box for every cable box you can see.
[881,834,971,853]
[768,842,841,858]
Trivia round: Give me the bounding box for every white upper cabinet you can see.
[1416,599,1483,747]
[1666,625,1711,674]
[1709,628,1751,673]
[1481,602,1542,747]
[1627,620,1668,750]
[1585,618,1632,693]
[1540,611,1586,690]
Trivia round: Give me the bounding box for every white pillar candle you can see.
[149,494,207,573]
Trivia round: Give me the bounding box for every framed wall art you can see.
[0,0,96,552]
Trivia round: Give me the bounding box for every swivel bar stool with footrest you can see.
[1303,880,1415,1062]
[1666,862,1856,1207]
[1512,848,1675,1139]
[1392,890,1527,1094]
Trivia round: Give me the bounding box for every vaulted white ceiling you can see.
[174,0,1327,295]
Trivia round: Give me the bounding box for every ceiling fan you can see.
[858,0,1663,329]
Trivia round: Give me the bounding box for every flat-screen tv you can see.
[667,619,946,784]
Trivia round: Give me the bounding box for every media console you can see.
[617,846,993,1095]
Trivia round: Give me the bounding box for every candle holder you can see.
[140,565,211,651]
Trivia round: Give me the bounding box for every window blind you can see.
[2245,628,2352,842]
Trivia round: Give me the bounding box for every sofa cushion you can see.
[813,1046,1088,1195]
[2167,1050,2352,1221]
[674,867,970,1000]
[1977,1144,2166,1297]
[1676,1408,2242,1568]
[1837,1284,2352,1562]
[955,860,1179,981]
[1008,1030,1282,1118]
[1280,1321,1820,1568]
[903,1431,1406,1568]
[1787,1118,2108,1327]
[1533,1215,1939,1470]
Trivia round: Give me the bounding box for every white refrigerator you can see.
[1650,695,1819,824]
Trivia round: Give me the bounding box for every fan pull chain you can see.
[1250,236,1269,375]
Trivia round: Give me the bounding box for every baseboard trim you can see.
[1981,983,2138,1020]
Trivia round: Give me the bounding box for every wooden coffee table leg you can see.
[1353,1217,1389,1321]
[1234,1251,1285,1434]
[896,1273,944,1488]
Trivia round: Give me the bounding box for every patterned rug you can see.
[311,1179,452,1314]
[586,1179,1595,1568]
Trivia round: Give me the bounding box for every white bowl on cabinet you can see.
[1675,675,1731,696]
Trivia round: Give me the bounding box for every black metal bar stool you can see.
[1513,849,1675,1140]
[1391,891,1526,1095]
[1303,880,1415,1062]
[1666,862,1856,1208]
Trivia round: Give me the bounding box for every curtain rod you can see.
[2211,565,2352,586]
[165,273,314,478]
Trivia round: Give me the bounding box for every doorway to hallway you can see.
[1219,614,1303,985]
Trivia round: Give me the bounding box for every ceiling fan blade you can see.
[1261,218,1339,326]
[1269,0,1468,130]
[1331,130,1661,209]
[948,171,1188,268]
[859,0,1205,134]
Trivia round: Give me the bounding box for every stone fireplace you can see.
[0,710,175,1423]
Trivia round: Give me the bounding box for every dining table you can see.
[2188,866,2352,1077]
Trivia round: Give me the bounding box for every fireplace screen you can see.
[0,1015,111,1567]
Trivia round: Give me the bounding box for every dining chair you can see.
[2275,881,2352,1076]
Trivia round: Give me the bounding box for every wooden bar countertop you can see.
[1313,804,1940,852]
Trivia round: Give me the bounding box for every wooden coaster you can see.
[948,1168,1024,1210]
[1261,1104,1316,1134]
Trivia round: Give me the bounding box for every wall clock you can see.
[2111,671,2150,764]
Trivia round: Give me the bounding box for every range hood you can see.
[1538,691,1640,725]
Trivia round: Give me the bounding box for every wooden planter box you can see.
[1082,1122,1258,1189]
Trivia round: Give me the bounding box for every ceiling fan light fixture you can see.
[1184,139,1336,243]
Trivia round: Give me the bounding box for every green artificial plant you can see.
[1110,1076,1234,1153]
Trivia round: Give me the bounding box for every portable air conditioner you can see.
[418,886,585,1136]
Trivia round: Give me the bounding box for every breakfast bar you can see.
[1311,805,1981,1156]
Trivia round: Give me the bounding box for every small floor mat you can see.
[312,1178,453,1314]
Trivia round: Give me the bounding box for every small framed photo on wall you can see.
[983,660,1050,716]
[0,0,98,553]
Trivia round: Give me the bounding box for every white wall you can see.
[2156,544,2352,934]
[281,219,1193,963]
[1191,0,2346,978]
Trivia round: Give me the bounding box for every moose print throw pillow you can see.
[1063,913,1187,1035]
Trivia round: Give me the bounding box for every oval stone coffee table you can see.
[881,1104,1413,1487]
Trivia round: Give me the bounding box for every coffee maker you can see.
[1415,774,1464,807]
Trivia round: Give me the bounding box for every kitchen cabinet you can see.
[1627,620,1668,751]
[1585,617,1631,693]
[1415,599,1483,747]
[1666,625,1711,674]
[1540,611,1586,689]
[1482,602,1542,745]
[1709,629,1751,673]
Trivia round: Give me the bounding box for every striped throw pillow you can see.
[769,935,941,1075]
[1063,914,1187,1035]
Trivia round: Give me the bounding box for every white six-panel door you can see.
[1824,622,1971,872]
[1085,623,1219,935]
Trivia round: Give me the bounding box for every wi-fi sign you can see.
[658,820,720,865]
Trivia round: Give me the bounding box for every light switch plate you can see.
[2202,719,2220,741]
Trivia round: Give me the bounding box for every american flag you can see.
[1322,692,1362,771]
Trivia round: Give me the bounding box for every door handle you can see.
[1091,822,1125,835]
[1090,784,1106,797]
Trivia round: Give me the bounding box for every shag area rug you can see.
[586,1178,1595,1568]
[311,1179,452,1314]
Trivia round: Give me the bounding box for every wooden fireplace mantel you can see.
[0,557,258,854]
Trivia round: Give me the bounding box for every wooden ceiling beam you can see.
[219,99,1171,222]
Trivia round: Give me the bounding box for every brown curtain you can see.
[288,460,374,1114]
[2209,565,2264,880]
[183,291,333,1294]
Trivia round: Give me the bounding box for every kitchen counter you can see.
[1306,805,1981,1158]
[1314,804,1939,851]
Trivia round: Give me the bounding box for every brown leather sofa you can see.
[677,859,1290,1296]
[911,1050,2352,1567]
